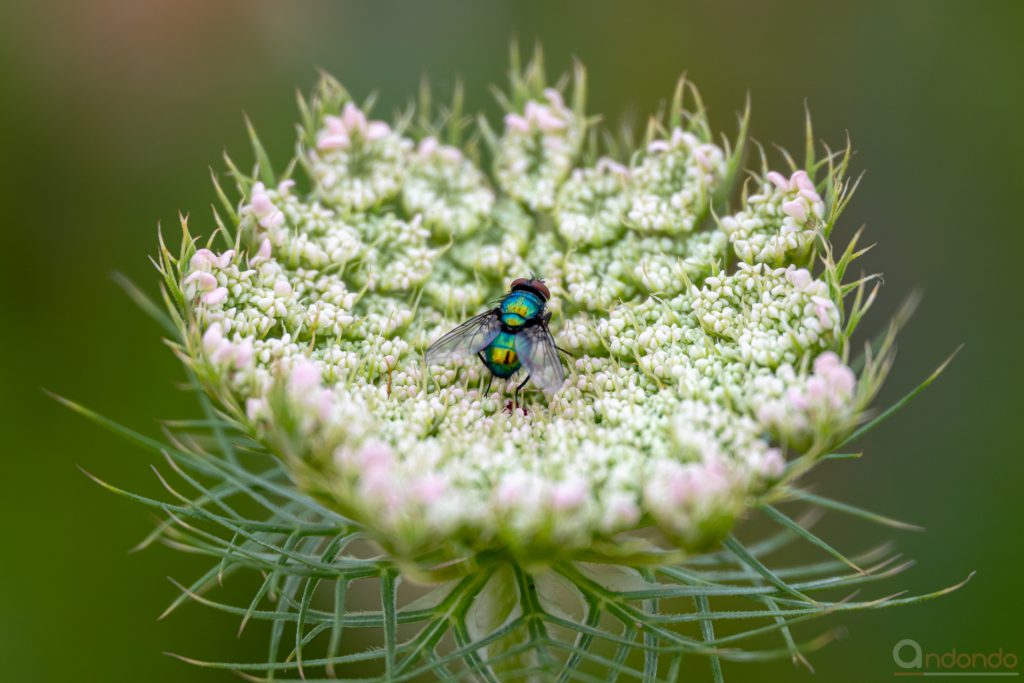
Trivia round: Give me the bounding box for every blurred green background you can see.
[3,1,1021,680]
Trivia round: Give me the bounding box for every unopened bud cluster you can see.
[719,170,825,266]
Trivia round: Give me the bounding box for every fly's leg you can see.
[477,352,494,395]
[514,374,531,412]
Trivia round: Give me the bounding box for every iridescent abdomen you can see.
[484,331,521,378]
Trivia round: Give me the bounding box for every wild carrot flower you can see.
[77,49,964,682]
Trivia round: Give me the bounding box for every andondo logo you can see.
[893,639,1019,677]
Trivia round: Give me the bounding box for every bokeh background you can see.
[3,1,1022,680]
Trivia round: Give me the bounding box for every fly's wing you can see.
[425,309,502,365]
[515,321,566,394]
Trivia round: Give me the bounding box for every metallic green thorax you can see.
[483,289,545,378]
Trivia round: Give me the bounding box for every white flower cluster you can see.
[691,264,841,367]
[720,170,825,266]
[645,400,784,547]
[555,159,629,247]
[633,230,729,296]
[755,351,858,446]
[402,137,495,238]
[179,82,862,560]
[242,180,358,269]
[627,128,726,234]
[309,103,411,211]
[495,89,583,211]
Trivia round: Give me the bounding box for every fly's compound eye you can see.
[510,277,529,289]
[530,279,550,301]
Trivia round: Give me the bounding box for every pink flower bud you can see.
[813,351,841,374]
[495,474,527,507]
[782,199,808,223]
[245,397,266,421]
[190,248,218,271]
[596,157,628,176]
[251,238,272,264]
[504,113,529,133]
[250,187,274,214]
[246,184,284,228]
[606,495,641,527]
[289,359,322,394]
[184,271,217,292]
[805,376,828,404]
[359,466,395,502]
[317,132,351,151]
[210,340,236,365]
[315,388,334,421]
[816,353,856,399]
[799,187,822,204]
[233,338,254,369]
[202,287,229,306]
[543,87,565,109]
[787,386,809,410]
[790,170,815,192]
[786,268,813,291]
[214,250,235,269]
[693,460,729,497]
[551,479,587,510]
[417,136,438,157]
[341,102,367,132]
[829,365,857,400]
[438,146,463,164]
[202,323,224,354]
[365,121,391,141]
[412,473,448,504]
[263,212,284,230]
[534,108,567,132]
[760,449,785,478]
[358,439,394,471]
[692,146,710,169]
[766,171,789,190]
[665,465,695,504]
[811,296,835,328]
[323,115,345,134]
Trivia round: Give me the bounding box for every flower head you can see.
[555,158,630,247]
[495,88,584,211]
[720,169,826,266]
[309,102,411,211]
[627,128,726,234]
[173,67,875,566]
[402,137,495,238]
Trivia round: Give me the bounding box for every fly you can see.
[425,277,566,409]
